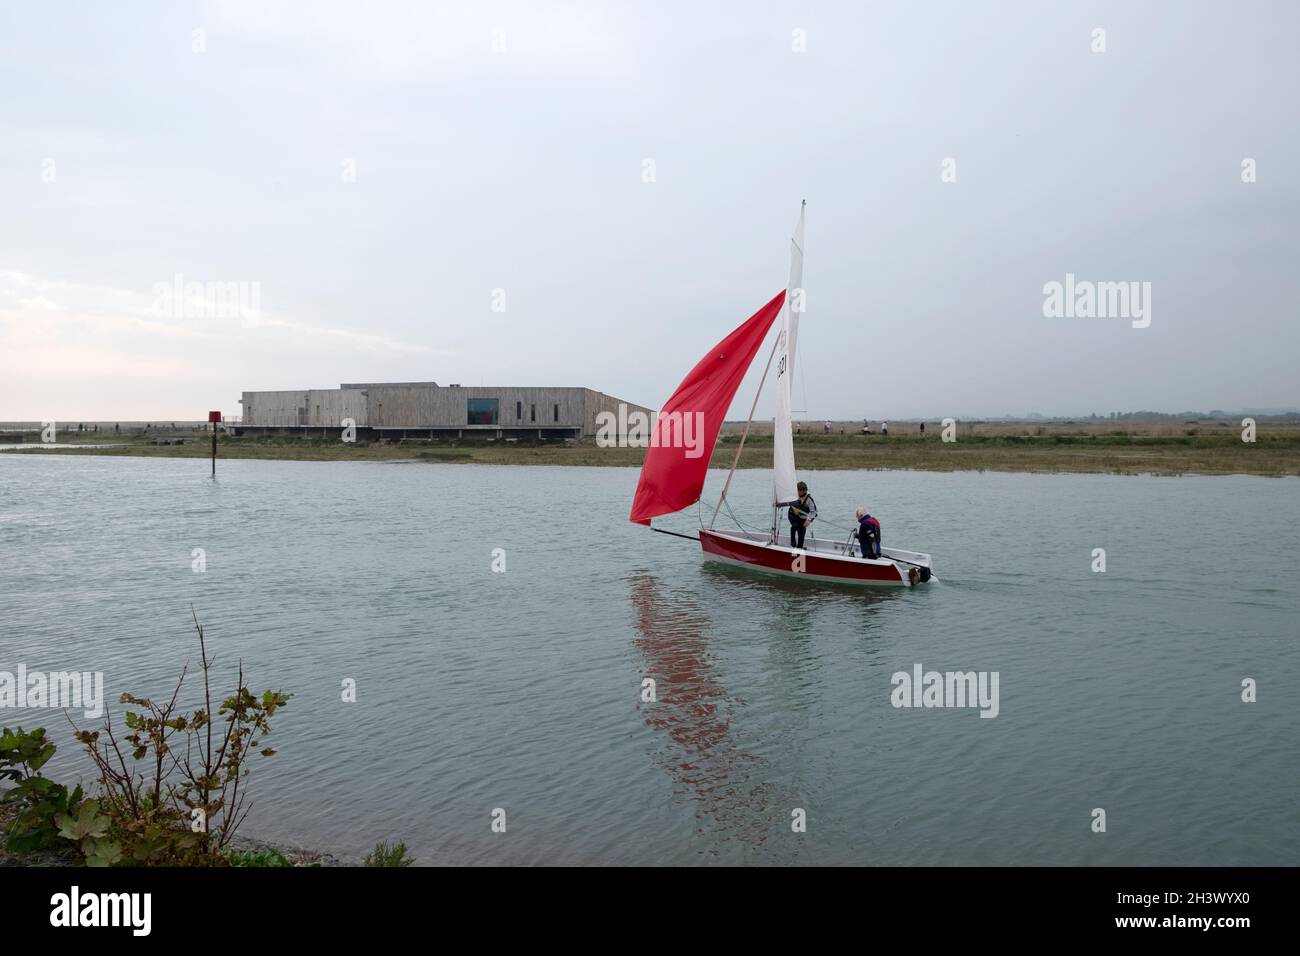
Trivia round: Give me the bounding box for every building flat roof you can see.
[338,382,439,389]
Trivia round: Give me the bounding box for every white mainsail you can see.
[772,201,805,506]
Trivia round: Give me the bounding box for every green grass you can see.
[223,846,294,867]
[4,425,1298,476]
[364,841,415,867]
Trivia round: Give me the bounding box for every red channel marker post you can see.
[208,411,222,476]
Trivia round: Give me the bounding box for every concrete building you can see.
[235,382,651,440]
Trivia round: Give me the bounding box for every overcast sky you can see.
[2,0,1296,421]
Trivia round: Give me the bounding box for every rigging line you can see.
[817,517,858,533]
[709,329,782,529]
[701,494,749,536]
[700,495,740,535]
[723,496,760,534]
[705,487,764,537]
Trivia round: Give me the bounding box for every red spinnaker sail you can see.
[629,289,786,525]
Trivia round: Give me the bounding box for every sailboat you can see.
[629,202,935,588]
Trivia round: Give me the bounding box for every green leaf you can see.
[85,840,123,867]
[56,801,110,842]
[28,743,56,771]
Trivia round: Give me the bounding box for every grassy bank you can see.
[3,422,1298,476]
[0,798,339,867]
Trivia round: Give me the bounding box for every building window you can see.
[530,404,536,422]
[467,398,499,425]
[553,404,559,422]
[516,401,522,420]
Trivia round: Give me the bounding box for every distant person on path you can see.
[919,421,925,434]
[881,421,888,436]
[823,421,832,434]
[862,419,871,435]
[856,508,882,559]
[788,481,817,549]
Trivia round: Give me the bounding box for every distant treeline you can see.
[1058,411,1299,422]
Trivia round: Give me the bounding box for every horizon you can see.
[4,405,1299,431]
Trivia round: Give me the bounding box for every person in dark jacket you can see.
[855,507,881,559]
[788,481,816,548]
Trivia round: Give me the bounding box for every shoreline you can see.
[0,798,341,868]
[2,426,1298,477]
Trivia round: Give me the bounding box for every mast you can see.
[772,200,805,507]
[710,201,807,529]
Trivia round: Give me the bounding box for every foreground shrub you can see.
[68,610,292,865]
[1,611,291,866]
[0,726,83,855]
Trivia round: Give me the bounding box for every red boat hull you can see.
[698,529,913,586]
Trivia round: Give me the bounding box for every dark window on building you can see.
[530,404,536,422]
[516,401,522,419]
[467,398,499,425]
[553,404,559,422]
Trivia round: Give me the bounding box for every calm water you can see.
[1,454,1296,865]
